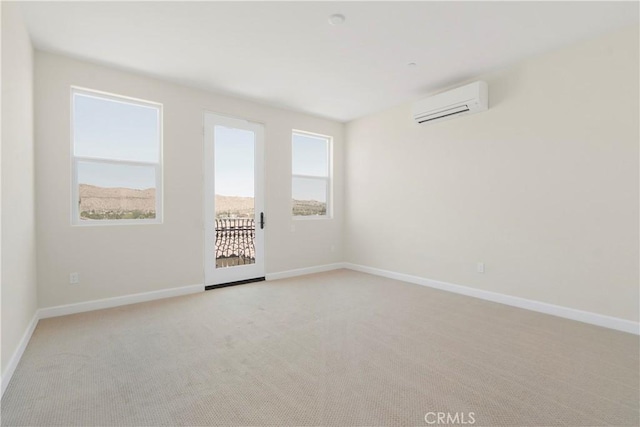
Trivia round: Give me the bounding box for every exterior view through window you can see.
[71,89,162,224]
[292,131,331,217]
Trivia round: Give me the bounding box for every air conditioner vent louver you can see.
[416,105,470,123]
[412,81,488,125]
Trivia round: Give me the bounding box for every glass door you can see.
[204,112,265,287]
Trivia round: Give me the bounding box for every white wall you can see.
[345,25,639,322]
[1,2,38,375]
[35,52,344,309]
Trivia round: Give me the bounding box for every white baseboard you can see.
[38,283,204,319]
[344,263,639,335]
[266,263,346,281]
[1,312,39,397]
[3,266,635,399]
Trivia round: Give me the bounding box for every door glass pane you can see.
[77,161,156,220]
[214,125,256,268]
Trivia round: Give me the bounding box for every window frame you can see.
[291,129,333,220]
[70,87,163,226]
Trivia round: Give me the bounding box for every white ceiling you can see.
[20,1,639,122]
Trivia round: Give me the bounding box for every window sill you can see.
[292,215,332,221]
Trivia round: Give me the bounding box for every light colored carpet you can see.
[1,269,638,426]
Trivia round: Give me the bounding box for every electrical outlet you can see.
[477,262,485,273]
[70,272,80,284]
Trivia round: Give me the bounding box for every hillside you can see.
[215,195,254,218]
[215,195,325,217]
[79,184,155,219]
[78,184,326,219]
[292,199,326,216]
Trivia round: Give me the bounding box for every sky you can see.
[78,161,156,190]
[215,127,329,202]
[74,91,330,201]
[215,126,255,197]
[74,93,159,162]
[291,133,329,202]
[292,133,328,177]
[74,92,159,190]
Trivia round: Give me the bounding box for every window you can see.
[292,130,331,218]
[71,88,162,224]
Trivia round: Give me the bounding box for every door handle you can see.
[260,212,265,229]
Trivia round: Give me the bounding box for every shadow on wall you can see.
[486,67,526,109]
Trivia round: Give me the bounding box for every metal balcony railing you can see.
[215,218,255,268]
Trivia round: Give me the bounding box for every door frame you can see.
[203,111,265,287]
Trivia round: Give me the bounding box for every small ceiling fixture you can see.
[328,14,346,26]
[408,62,417,67]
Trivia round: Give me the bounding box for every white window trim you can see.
[70,87,163,226]
[291,129,333,220]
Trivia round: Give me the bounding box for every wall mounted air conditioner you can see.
[412,81,488,124]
